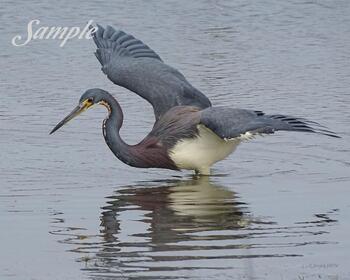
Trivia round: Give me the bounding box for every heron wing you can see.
[91,25,211,120]
[200,107,339,139]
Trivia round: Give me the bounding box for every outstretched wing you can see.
[91,25,211,120]
[200,107,339,139]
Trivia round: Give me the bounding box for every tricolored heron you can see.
[50,25,339,175]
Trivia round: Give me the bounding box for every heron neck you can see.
[101,97,135,166]
[101,94,177,170]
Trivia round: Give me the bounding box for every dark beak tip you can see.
[49,103,85,136]
[49,122,63,135]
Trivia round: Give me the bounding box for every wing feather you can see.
[200,107,339,139]
[90,25,211,120]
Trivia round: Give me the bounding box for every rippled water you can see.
[1,0,350,279]
[50,178,342,279]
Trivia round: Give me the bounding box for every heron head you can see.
[50,88,109,134]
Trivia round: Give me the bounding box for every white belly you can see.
[169,125,240,175]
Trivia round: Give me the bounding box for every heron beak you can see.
[50,100,92,135]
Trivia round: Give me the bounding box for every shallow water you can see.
[1,0,350,279]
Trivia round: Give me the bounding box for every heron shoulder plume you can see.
[128,137,178,170]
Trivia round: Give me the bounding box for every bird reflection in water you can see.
[101,176,249,245]
[88,177,256,279]
[50,177,338,279]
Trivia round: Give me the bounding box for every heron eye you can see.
[87,98,93,103]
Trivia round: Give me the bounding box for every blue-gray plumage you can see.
[200,107,338,139]
[50,25,339,175]
[92,24,211,120]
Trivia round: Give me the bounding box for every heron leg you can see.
[194,167,211,176]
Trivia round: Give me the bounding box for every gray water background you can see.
[1,0,350,279]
